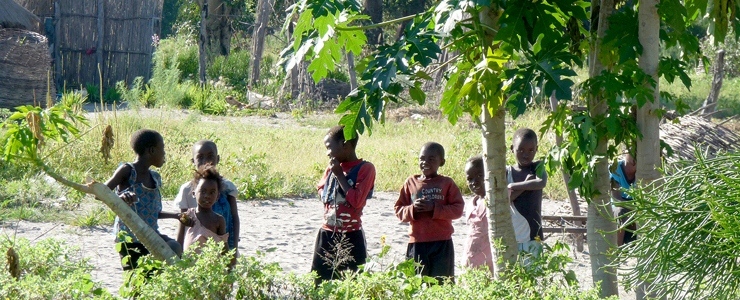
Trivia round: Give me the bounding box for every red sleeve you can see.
[432,179,465,220]
[344,163,376,209]
[395,178,415,222]
[316,167,331,196]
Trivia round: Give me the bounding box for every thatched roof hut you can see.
[660,115,740,164]
[0,0,40,30]
[0,28,54,109]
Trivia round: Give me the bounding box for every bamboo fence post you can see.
[198,3,207,85]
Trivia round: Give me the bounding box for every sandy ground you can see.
[0,191,635,298]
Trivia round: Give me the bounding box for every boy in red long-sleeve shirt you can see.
[311,126,376,286]
[395,142,464,283]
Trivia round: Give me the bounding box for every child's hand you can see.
[329,157,342,175]
[413,198,434,212]
[525,174,536,181]
[178,213,195,227]
[118,191,137,205]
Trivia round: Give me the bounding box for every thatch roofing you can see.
[660,115,740,164]
[0,0,40,30]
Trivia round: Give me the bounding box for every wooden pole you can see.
[198,3,208,85]
[97,0,105,88]
[250,0,273,87]
[702,49,725,116]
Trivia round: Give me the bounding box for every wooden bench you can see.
[542,215,587,250]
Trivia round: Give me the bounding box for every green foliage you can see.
[116,77,146,109]
[185,84,230,115]
[207,50,252,90]
[119,238,608,299]
[152,32,199,83]
[0,238,112,299]
[617,151,740,299]
[122,241,235,298]
[2,105,87,162]
[59,91,88,114]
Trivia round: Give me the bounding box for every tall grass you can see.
[661,73,740,117]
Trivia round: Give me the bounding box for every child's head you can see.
[465,155,485,197]
[511,128,538,168]
[191,165,223,209]
[324,126,358,162]
[130,129,166,167]
[419,142,445,178]
[622,152,636,177]
[192,140,220,168]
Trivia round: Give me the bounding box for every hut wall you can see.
[0,29,55,108]
[53,0,163,90]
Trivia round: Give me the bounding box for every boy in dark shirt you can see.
[395,142,464,283]
[508,128,547,255]
[311,126,376,285]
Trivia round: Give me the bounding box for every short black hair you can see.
[422,142,445,159]
[513,128,538,145]
[193,140,218,154]
[326,125,358,147]
[192,165,223,192]
[467,155,484,170]
[130,129,163,156]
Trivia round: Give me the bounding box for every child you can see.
[176,165,229,253]
[174,140,240,253]
[105,129,185,270]
[508,128,547,255]
[610,152,637,246]
[395,142,464,283]
[463,155,530,273]
[311,126,376,285]
[463,155,494,273]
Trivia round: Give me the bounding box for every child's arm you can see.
[176,218,186,246]
[432,183,465,220]
[342,163,376,209]
[394,180,416,222]
[228,195,239,250]
[103,164,136,203]
[508,169,548,192]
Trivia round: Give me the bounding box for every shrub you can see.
[207,50,251,91]
[0,238,112,299]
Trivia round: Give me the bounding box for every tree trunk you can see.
[250,0,273,87]
[636,0,663,298]
[40,163,176,262]
[198,3,208,85]
[482,104,518,275]
[479,6,517,276]
[196,0,234,56]
[587,0,619,297]
[347,52,358,90]
[363,0,383,45]
[702,49,725,116]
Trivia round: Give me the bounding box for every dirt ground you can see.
[0,192,635,298]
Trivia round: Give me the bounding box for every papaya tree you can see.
[282,0,588,276]
[1,105,177,262]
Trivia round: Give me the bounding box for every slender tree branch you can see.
[41,124,101,161]
[336,14,421,31]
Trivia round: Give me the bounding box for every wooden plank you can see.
[542,215,588,222]
[543,227,587,234]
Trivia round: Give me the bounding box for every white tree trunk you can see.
[478,5,517,276]
[41,164,176,261]
[588,0,619,297]
[482,104,518,275]
[636,0,663,298]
